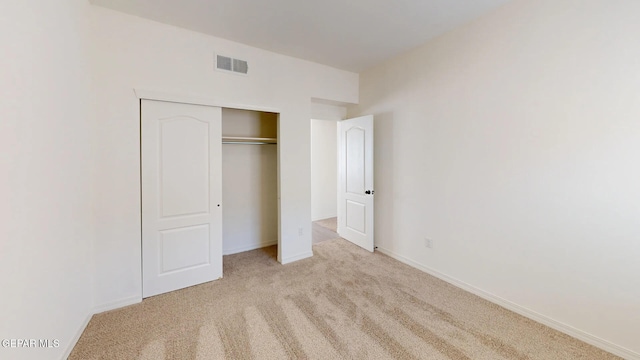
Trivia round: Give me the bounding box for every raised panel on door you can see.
[345,127,365,195]
[345,200,366,235]
[160,117,210,218]
[142,100,222,298]
[159,224,210,274]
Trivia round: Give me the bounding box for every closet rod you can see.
[222,136,277,145]
[222,141,276,145]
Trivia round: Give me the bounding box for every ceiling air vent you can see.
[216,54,249,75]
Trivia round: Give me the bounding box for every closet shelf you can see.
[222,136,277,145]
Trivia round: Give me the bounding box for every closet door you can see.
[141,100,223,298]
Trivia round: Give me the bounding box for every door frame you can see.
[135,89,283,297]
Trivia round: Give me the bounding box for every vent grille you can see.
[216,54,249,75]
[232,59,248,74]
[216,55,232,71]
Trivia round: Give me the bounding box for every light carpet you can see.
[315,217,337,232]
[312,221,339,244]
[70,239,618,359]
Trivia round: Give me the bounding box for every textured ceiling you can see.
[90,0,513,72]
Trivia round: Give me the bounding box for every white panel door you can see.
[338,115,374,252]
[142,100,223,298]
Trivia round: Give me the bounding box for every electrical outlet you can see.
[424,238,433,249]
[298,227,304,236]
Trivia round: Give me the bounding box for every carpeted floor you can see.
[313,217,339,244]
[70,239,618,360]
[315,217,337,232]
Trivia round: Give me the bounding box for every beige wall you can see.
[0,1,95,359]
[311,102,348,121]
[310,103,346,221]
[349,0,640,357]
[311,119,338,221]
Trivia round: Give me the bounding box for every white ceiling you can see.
[90,0,512,72]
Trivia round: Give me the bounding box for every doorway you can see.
[310,118,339,243]
[310,115,376,251]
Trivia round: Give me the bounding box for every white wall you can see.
[311,120,338,221]
[349,0,640,357]
[311,102,348,121]
[222,109,278,254]
[89,6,358,309]
[0,1,95,359]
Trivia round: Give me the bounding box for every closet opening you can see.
[221,108,279,267]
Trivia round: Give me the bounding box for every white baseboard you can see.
[281,251,313,265]
[61,311,92,360]
[223,241,278,256]
[376,246,639,360]
[92,295,142,315]
[312,215,337,222]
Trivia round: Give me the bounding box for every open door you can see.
[338,115,374,252]
[141,100,223,298]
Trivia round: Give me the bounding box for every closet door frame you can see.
[136,89,282,289]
